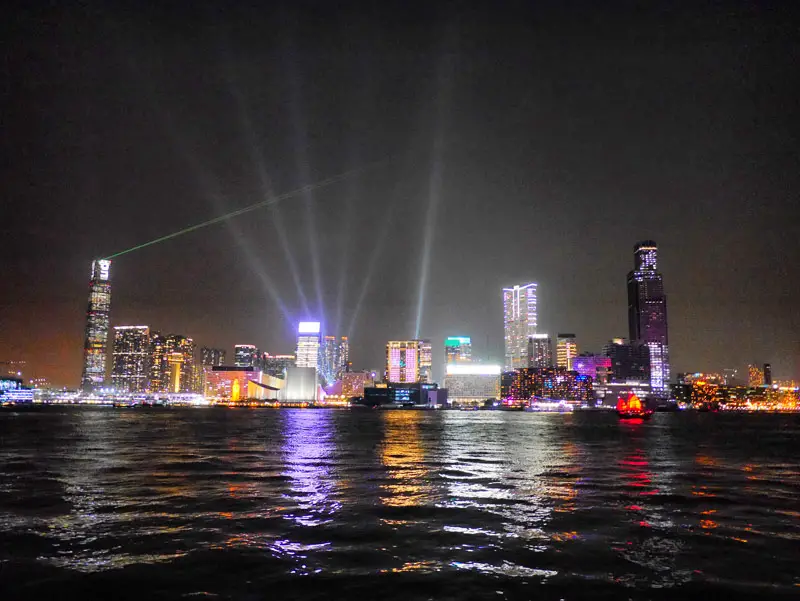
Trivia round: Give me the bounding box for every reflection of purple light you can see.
[281,410,340,527]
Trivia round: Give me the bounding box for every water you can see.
[1,409,798,600]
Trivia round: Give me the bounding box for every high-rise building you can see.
[386,340,421,383]
[556,334,577,370]
[320,335,349,385]
[500,367,593,404]
[503,282,538,369]
[445,336,472,365]
[263,354,296,378]
[763,363,772,386]
[419,339,432,383]
[296,322,321,370]
[111,326,150,392]
[234,344,260,369]
[603,338,650,383]
[200,347,226,368]
[527,334,552,368]
[80,259,112,391]
[150,333,196,393]
[627,241,670,396]
[748,364,765,387]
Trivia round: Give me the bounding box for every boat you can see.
[616,393,653,420]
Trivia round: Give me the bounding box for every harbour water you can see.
[1,408,798,599]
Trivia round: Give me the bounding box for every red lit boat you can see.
[616,393,653,420]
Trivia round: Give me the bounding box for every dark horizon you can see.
[2,1,799,387]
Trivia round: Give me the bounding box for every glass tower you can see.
[320,335,349,386]
[503,282,538,369]
[385,340,421,383]
[296,322,321,370]
[556,334,577,371]
[627,241,670,396]
[80,259,112,391]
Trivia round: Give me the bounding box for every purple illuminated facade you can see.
[572,354,612,382]
[627,241,669,395]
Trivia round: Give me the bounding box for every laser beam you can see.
[104,161,388,260]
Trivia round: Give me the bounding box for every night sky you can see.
[2,1,799,387]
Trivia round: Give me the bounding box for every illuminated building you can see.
[205,366,283,401]
[603,338,649,384]
[386,340,421,383]
[444,364,501,404]
[362,382,446,407]
[263,353,296,378]
[234,344,260,369]
[445,336,472,365]
[80,259,112,390]
[200,347,226,367]
[627,241,670,396]
[320,335,349,386]
[419,339,432,383]
[296,322,321,371]
[572,353,611,383]
[342,371,376,398]
[111,326,150,392]
[763,363,772,386]
[556,334,577,370]
[500,367,592,404]
[150,333,196,393]
[722,368,739,386]
[528,334,552,368]
[503,282,538,369]
[281,366,319,401]
[748,364,765,387]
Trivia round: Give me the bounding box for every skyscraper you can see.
[503,282,538,369]
[234,344,260,369]
[320,335,349,386]
[419,339,432,383]
[556,334,577,371]
[150,333,196,393]
[296,322,321,370]
[385,340,421,383]
[111,326,150,392]
[80,259,112,391]
[527,334,552,368]
[200,347,226,368]
[627,241,670,396]
[748,364,765,387]
[763,363,772,386]
[445,336,472,365]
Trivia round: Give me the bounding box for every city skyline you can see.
[3,3,798,386]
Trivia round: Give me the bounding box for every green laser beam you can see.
[104,159,389,260]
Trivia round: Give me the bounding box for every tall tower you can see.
[503,282,538,369]
[556,334,577,370]
[111,326,150,393]
[627,241,669,396]
[419,339,432,383]
[80,259,112,391]
[296,322,321,370]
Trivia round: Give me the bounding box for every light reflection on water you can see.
[0,409,798,597]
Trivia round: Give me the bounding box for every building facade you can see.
[603,338,650,383]
[296,322,321,370]
[445,336,472,365]
[150,333,196,393]
[572,353,612,383]
[501,367,593,404]
[419,339,433,383]
[385,340,421,383]
[528,334,552,368]
[234,344,260,369]
[320,335,349,386]
[503,282,538,369]
[444,364,501,404]
[627,241,670,396]
[80,259,112,390]
[111,326,150,392]
[263,353,296,378]
[748,364,765,387]
[556,334,577,370]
